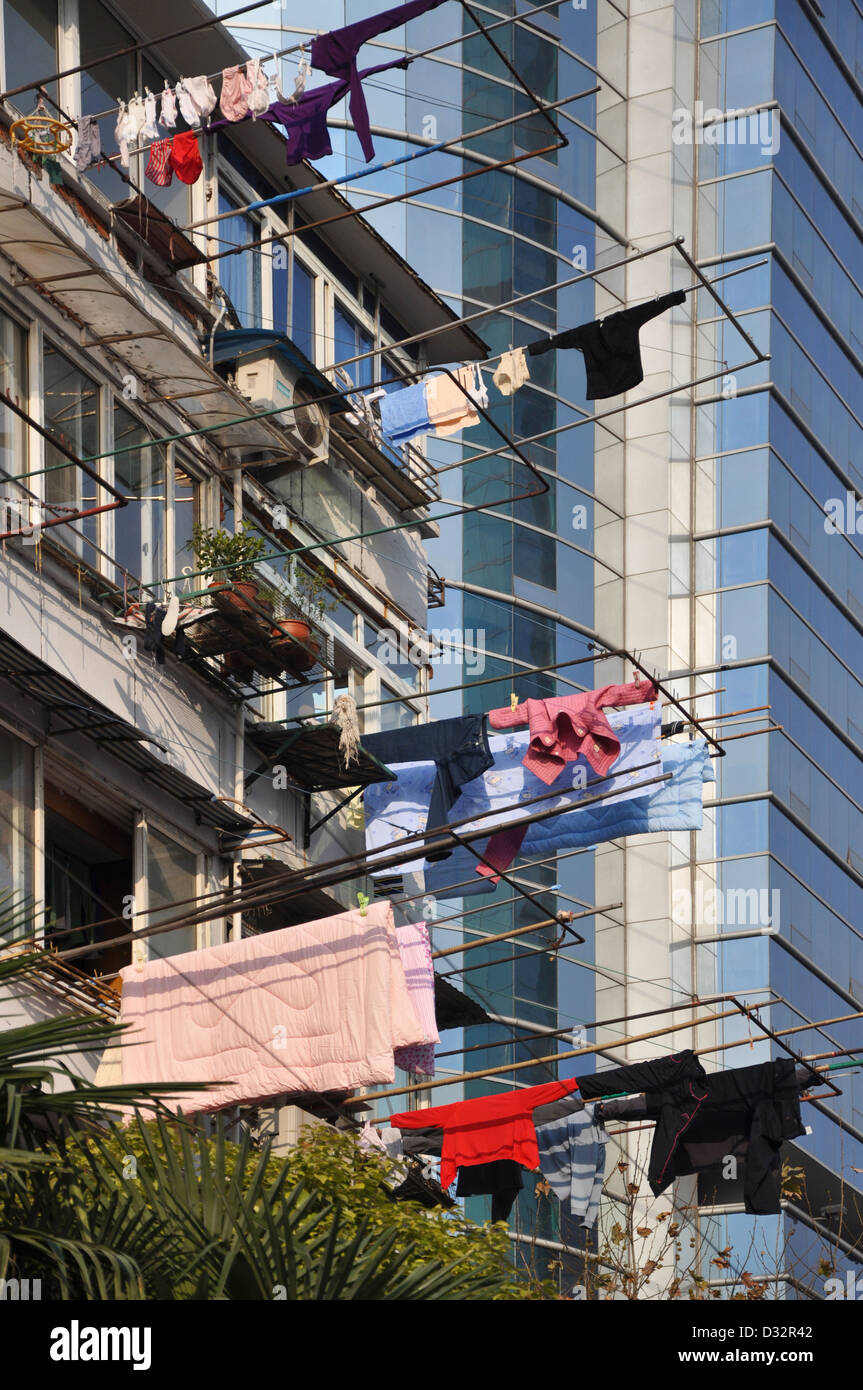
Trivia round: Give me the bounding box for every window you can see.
[0,727,33,920]
[0,310,28,501]
[2,0,57,103]
[42,343,100,559]
[292,260,315,361]
[144,826,198,960]
[173,460,198,578]
[218,190,262,329]
[112,403,166,586]
[44,781,133,972]
[334,302,374,387]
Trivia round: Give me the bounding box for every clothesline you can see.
[0,0,275,102]
[355,994,849,1112]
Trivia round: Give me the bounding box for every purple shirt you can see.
[312,0,448,161]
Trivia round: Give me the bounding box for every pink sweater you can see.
[117,901,426,1112]
[488,680,658,785]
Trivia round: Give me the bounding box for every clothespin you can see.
[510,691,518,712]
[357,891,369,917]
[133,938,146,973]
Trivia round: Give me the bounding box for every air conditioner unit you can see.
[234,351,329,464]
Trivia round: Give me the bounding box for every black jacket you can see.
[527,290,686,399]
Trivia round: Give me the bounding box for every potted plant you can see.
[190,522,270,610]
[275,565,338,673]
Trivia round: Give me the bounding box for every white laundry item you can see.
[142,89,159,140]
[175,79,200,127]
[493,347,530,396]
[161,592,180,636]
[246,59,270,116]
[160,81,177,128]
[468,364,489,409]
[126,94,146,141]
[185,73,218,119]
[270,52,288,103]
[293,53,310,102]
[114,100,131,168]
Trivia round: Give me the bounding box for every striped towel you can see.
[536,1105,607,1229]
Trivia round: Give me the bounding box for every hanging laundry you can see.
[520,737,713,859]
[378,381,431,444]
[493,347,530,396]
[393,921,439,1077]
[145,137,174,187]
[312,0,448,162]
[420,736,714,900]
[220,65,252,122]
[361,714,494,862]
[290,51,311,103]
[208,56,411,166]
[113,901,427,1111]
[488,678,659,785]
[426,366,481,437]
[391,1076,580,1191]
[184,74,218,121]
[246,59,271,117]
[527,290,687,399]
[142,89,159,140]
[160,81,177,129]
[169,130,203,184]
[175,79,200,127]
[536,1105,607,1228]
[127,94,146,142]
[364,705,661,880]
[643,1058,805,1215]
[74,115,101,171]
[578,1049,707,1100]
[114,100,131,168]
[456,1159,524,1223]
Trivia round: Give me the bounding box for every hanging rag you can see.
[145,137,174,187]
[425,367,481,437]
[527,290,687,399]
[393,921,439,1077]
[330,692,361,769]
[391,1077,580,1191]
[175,79,200,127]
[246,59,271,117]
[114,100,131,167]
[184,74,218,120]
[456,1160,524,1222]
[220,65,252,122]
[160,81,177,129]
[535,1104,607,1228]
[643,1058,806,1215]
[290,51,311,102]
[74,115,101,171]
[311,0,447,161]
[169,130,203,184]
[142,89,159,140]
[488,678,659,785]
[378,381,431,444]
[361,714,494,861]
[114,900,426,1110]
[493,347,530,396]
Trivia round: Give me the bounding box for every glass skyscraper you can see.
[219,0,862,1291]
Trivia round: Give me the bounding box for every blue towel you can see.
[379,382,430,443]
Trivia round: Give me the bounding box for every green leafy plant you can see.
[189,521,270,586]
[288,564,340,623]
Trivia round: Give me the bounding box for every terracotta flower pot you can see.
[222,649,255,683]
[210,578,258,611]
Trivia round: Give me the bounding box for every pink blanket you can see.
[118,901,425,1112]
[394,922,440,1077]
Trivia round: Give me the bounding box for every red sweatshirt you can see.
[391,1077,580,1190]
[488,680,658,784]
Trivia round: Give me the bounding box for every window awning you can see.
[247,721,396,793]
